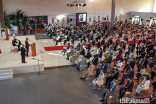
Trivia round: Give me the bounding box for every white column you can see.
[0,22,1,39]
[153,0,156,12]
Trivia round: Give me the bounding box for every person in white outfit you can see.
[92,69,104,89]
[135,75,151,95]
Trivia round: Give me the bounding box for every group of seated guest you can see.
[12,37,22,51]
[55,21,156,103]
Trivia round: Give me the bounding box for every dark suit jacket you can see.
[86,52,91,59]
[141,51,146,58]
[101,39,105,45]
[97,42,101,48]
[129,60,135,68]
[127,69,134,78]
[87,44,91,50]
[106,55,112,63]
[125,81,134,92]
[98,50,103,58]
[21,47,26,56]
[92,40,95,46]
[111,71,119,80]
[25,40,30,48]
[142,59,148,68]
[106,42,109,48]
[92,57,98,65]
[80,49,85,55]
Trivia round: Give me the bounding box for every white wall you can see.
[2,0,154,16]
[130,12,156,24]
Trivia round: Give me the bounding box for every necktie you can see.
[128,70,131,74]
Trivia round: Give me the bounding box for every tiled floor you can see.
[0,66,155,104]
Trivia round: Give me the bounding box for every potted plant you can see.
[9,8,25,30]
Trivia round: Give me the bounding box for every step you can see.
[0,69,13,80]
[0,75,12,80]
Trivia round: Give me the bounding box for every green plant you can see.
[3,11,12,29]
[29,20,35,25]
[1,27,5,34]
[9,8,25,26]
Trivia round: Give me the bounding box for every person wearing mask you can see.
[119,66,134,85]
[118,78,134,98]
[100,79,117,103]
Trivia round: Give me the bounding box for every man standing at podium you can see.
[25,38,30,57]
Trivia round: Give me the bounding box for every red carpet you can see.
[0,49,2,54]
[44,39,151,51]
[10,29,46,34]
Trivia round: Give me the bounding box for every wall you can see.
[2,0,154,16]
[130,11,156,24]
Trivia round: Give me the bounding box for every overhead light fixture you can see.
[70,4,74,7]
[67,4,69,6]
[79,4,81,7]
[75,4,78,7]
[83,3,86,7]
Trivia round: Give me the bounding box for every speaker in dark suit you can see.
[25,38,30,56]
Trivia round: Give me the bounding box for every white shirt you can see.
[56,36,60,40]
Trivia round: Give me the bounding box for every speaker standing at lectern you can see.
[25,38,30,57]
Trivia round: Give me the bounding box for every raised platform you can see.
[0,35,44,74]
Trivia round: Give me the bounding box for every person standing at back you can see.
[21,45,26,63]
[25,38,30,57]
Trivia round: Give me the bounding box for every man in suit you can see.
[86,49,91,59]
[104,68,119,88]
[92,39,95,46]
[101,37,105,45]
[119,66,134,85]
[86,42,91,50]
[122,58,135,73]
[21,45,26,63]
[106,53,112,69]
[101,60,108,74]
[92,54,98,66]
[100,79,117,103]
[124,45,134,57]
[136,49,145,64]
[137,56,148,71]
[25,38,30,57]
[150,93,156,104]
[118,78,134,98]
[98,48,103,58]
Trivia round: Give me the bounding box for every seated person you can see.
[62,43,70,55]
[135,75,150,95]
[92,39,95,46]
[136,49,146,64]
[98,48,103,58]
[86,42,91,50]
[113,52,122,65]
[118,78,134,98]
[54,34,61,45]
[64,35,70,45]
[80,45,85,55]
[149,55,156,68]
[92,69,104,89]
[151,66,156,80]
[80,63,95,79]
[137,56,148,71]
[66,46,74,60]
[101,37,105,45]
[100,79,117,103]
[75,43,80,51]
[119,66,134,85]
[114,58,123,71]
[77,55,86,71]
[135,65,146,81]
[146,48,155,59]
[106,53,113,69]
[104,68,119,88]
[124,45,134,57]
[149,93,156,104]
[12,38,22,51]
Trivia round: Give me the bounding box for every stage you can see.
[0,35,44,74]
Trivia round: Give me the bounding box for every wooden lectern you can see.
[30,43,36,56]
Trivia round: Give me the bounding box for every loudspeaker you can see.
[70,18,72,21]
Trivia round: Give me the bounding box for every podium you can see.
[30,43,36,56]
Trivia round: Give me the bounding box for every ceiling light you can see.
[79,4,81,7]
[75,4,78,7]
[67,4,69,6]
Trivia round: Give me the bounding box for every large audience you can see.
[46,21,156,103]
